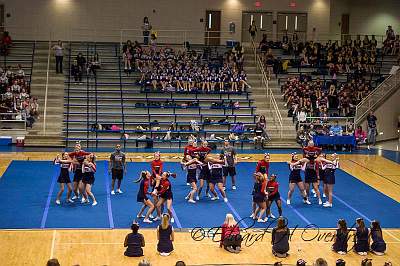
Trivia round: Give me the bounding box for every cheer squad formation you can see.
[53,139,340,225]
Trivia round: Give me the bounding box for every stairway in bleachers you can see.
[24,41,65,147]
[242,48,298,148]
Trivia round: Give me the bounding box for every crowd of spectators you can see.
[282,75,371,118]
[259,31,384,78]
[123,40,250,93]
[0,64,38,127]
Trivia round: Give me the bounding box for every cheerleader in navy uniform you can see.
[321,153,339,208]
[318,154,327,199]
[304,159,322,205]
[135,171,156,223]
[231,71,239,92]
[54,153,74,205]
[193,140,212,199]
[155,172,175,223]
[210,69,217,91]
[206,154,228,202]
[286,153,310,205]
[181,155,202,203]
[82,154,97,206]
[266,174,282,220]
[250,172,268,222]
[239,70,250,91]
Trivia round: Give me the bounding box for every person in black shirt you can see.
[366,111,377,148]
[124,222,145,257]
[332,219,348,254]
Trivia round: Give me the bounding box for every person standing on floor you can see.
[142,17,152,45]
[248,20,257,41]
[366,111,377,149]
[52,40,64,74]
[109,144,126,195]
[221,140,238,190]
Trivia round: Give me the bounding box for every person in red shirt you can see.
[183,139,196,157]
[135,170,155,223]
[154,172,174,223]
[68,142,91,200]
[150,152,163,217]
[302,140,322,162]
[266,174,282,220]
[193,141,212,200]
[220,213,242,253]
[255,153,270,178]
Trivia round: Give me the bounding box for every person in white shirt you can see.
[52,40,64,74]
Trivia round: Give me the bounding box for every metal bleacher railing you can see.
[355,68,400,125]
[251,40,283,138]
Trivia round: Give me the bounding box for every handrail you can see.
[65,41,72,147]
[116,44,126,149]
[42,38,52,134]
[355,68,400,124]
[251,40,283,138]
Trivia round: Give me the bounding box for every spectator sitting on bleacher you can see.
[87,53,101,77]
[76,53,86,73]
[71,60,82,83]
[0,31,12,55]
[259,34,269,54]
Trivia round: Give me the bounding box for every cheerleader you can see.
[136,171,155,223]
[193,141,212,199]
[230,72,238,92]
[255,153,270,179]
[253,153,270,215]
[151,151,163,191]
[54,153,74,205]
[303,159,322,205]
[181,155,202,203]
[266,174,282,220]
[206,154,228,202]
[321,154,339,208]
[68,143,91,200]
[82,154,97,206]
[251,172,267,222]
[286,153,311,205]
[154,172,175,223]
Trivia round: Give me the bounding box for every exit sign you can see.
[289,1,296,7]
[255,1,262,7]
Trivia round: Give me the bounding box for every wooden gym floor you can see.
[0,152,399,266]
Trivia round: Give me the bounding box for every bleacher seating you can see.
[64,42,258,149]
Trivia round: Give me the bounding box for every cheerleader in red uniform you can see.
[154,172,175,223]
[82,154,97,206]
[54,153,74,205]
[150,152,163,209]
[286,153,310,205]
[253,153,270,215]
[136,171,155,223]
[266,174,282,220]
[255,153,270,178]
[68,143,92,200]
